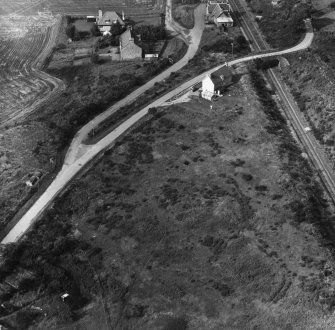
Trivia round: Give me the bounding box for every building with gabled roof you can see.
[215,11,233,27]
[119,28,142,60]
[201,65,232,100]
[206,0,233,27]
[97,10,125,33]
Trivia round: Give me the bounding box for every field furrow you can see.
[0,15,64,125]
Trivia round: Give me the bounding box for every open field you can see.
[0,0,165,19]
[1,66,335,329]
[0,17,63,125]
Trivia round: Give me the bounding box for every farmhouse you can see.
[97,10,125,33]
[206,0,233,27]
[119,28,142,60]
[201,65,232,100]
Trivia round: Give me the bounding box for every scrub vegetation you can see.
[1,65,335,329]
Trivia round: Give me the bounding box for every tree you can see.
[65,23,76,39]
[236,35,248,48]
[110,21,123,36]
[91,53,100,64]
[90,24,101,37]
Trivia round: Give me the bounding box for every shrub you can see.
[65,24,76,39]
[255,185,268,191]
[213,282,233,297]
[163,317,188,330]
[16,310,41,329]
[148,107,158,115]
[255,58,279,70]
[242,173,253,181]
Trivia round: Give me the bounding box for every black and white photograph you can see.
[0,0,333,329]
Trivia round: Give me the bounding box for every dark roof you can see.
[211,66,232,87]
[220,3,230,11]
[97,11,124,26]
[208,3,219,14]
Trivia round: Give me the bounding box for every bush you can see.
[163,317,188,330]
[148,107,158,115]
[65,24,76,39]
[90,24,101,37]
[242,173,253,181]
[255,58,279,70]
[255,185,268,191]
[16,310,40,329]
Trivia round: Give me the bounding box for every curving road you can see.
[64,0,206,165]
[1,14,314,244]
[230,0,335,204]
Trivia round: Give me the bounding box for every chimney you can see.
[98,10,102,18]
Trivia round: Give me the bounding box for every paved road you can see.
[64,1,206,165]
[230,0,335,203]
[1,18,314,244]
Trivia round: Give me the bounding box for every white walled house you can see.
[201,66,232,100]
[206,0,233,27]
[97,10,125,33]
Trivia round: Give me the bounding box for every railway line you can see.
[230,0,335,204]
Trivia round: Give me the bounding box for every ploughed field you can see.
[0,27,62,124]
[0,0,164,16]
[0,0,164,124]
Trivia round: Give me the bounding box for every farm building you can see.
[97,10,125,33]
[206,0,233,27]
[201,65,232,100]
[119,28,142,60]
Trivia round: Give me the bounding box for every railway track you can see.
[230,0,335,204]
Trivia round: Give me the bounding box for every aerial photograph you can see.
[2,0,335,329]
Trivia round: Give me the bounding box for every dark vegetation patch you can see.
[202,34,250,55]
[247,0,311,48]
[249,68,333,250]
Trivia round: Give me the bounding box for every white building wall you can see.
[201,75,215,100]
